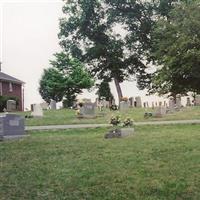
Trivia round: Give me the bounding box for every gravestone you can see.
[119,101,129,111]
[30,104,35,111]
[50,100,57,110]
[79,103,95,117]
[31,104,43,117]
[129,97,134,107]
[0,114,25,140]
[102,100,109,108]
[135,96,142,108]
[154,106,167,117]
[40,102,49,110]
[169,96,175,112]
[6,100,17,112]
[195,95,200,106]
[186,97,191,107]
[176,94,182,110]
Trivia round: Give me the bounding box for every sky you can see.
[0,0,168,109]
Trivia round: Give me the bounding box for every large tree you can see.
[59,0,153,102]
[149,0,200,96]
[39,52,94,107]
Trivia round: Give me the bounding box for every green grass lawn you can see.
[1,125,200,199]
[16,106,200,126]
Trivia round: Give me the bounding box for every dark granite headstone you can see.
[0,114,25,140]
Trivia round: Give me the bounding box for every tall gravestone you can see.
[176,94,182,110]
[6,100,17,112]
[31,104,43,117]
[169,96,175,113]
[195,95,200,106]
[154,106,167,118]
[129,97,134,107]
[50,100,57,110]
[186,97,191,107]
[135,96,142,108]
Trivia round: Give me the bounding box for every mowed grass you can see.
[1,125,200,200]
[17,106,200,126]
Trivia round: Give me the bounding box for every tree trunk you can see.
[114,77,123,103]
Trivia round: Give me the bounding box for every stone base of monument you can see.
[1,134,29,141]
[104,128,134,139]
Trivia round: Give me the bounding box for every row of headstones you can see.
[30,100,57,117]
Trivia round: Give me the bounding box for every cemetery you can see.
[1,0,200,199]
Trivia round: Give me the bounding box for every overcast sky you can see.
[0,0,167,109]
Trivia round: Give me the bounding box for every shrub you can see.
[0,96,19,112]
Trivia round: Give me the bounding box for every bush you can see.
[0,96,19,112]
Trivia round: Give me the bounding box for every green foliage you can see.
[0,96,19,112]
[59,0,154,99]
[39,68,65,103]
[149,0,200,96]
[39,53,94,106]
[1,126,200,199]
[96,81,113,101]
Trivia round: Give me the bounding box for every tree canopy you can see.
[39,53,94,107]
[149,0,200,96]
[58,0,153,101]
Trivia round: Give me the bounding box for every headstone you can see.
[50,100,56,110]
[129,97,134,107]
[154,106,167,117]
[186,97,191,107]
[102,100,109,108]
[135,96,142,108]
[195,95,200,106]
[40,102,49,110]
[80,103,95,116]
[176,94,181,110]
[169,96,175,112]
[30,104,35,111]
[119,101,129,111]
[6,100,16,112]
[31,104,43,117]
[104,128,134,139]
[0,114,25,140]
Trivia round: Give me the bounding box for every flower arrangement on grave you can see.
[120,97,128,102]
[122,117,134,127]
[110,115,121,126]
[106,116,134,138]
